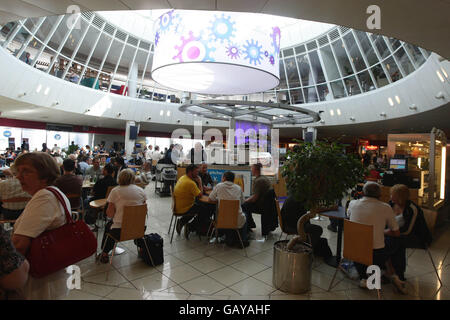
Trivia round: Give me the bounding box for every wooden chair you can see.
[66,193,82,220]
[101,204,152,273]
[276,199,297,241]
[177,167,186,181]
[168,185,187,244]
[0,196,31,224]
[209,199,248,257]
[328,219,381,299]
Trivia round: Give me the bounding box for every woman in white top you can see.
[98,169,146,263]
[12,152,72,300]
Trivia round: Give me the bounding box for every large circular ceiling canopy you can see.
[151,10,281,95]
[179,100,321,125]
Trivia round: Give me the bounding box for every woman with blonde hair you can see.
[98,169,146,263]
[389,184,432,281]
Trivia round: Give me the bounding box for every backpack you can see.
[134,233,164,266]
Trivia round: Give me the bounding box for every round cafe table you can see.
[318,206,347,268]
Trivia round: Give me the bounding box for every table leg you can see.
[324,219,343,267]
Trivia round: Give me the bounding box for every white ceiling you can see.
[0,0,449,59]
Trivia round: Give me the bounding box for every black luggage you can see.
[134,233,164,266]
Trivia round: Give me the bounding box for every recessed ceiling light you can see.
[167,110,171,116]
[329,110,334,116]
[160,110,164,116]
[337,109,341,116]
[388,97,394,106]
[436,70,445,82]
[395,96,401,104]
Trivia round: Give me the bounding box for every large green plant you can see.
[67,144,79,155]
[282,140,364,211]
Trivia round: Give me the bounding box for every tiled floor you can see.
[57,183,450,300]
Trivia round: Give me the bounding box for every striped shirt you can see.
[0,178,30,210]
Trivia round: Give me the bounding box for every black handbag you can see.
[134,233,164,266]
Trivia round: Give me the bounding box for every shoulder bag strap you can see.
[45,187,73,224]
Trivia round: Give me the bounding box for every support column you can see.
[125,120,139,160]
[303,127,317,143]
[128,62,138,98]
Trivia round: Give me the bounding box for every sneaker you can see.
[391,275,408,295]
[97,253,109,264]
[184,223,190,239]
[327,225,337,232]
[359,279,368,289]
[176,220,183,235]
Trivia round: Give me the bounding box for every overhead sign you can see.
[3,130,12,137]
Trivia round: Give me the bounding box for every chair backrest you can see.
[343,219,373,266]
[2,196,31,203]
[170,185,176,213]
[105,185,115,199]
[177,167,186,181]
[120,204,147,242]
[273,176,287,198]
[152,160,158,166]
[216,199,240,229]
[66,193,81,200]
[275,199,284,232]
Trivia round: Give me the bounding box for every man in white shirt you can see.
[145,145,153,161]
[208,171,249,247]
[348,182,406,293]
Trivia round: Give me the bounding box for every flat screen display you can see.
[129,126,138,140]
[389,158,407,171]
[234,120,269,146]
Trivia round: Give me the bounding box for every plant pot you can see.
[272,240,313,294]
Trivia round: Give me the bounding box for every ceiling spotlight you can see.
[350,116,355,121]
[116,113,122,117]
[177,119,181,123]
[84,109,90,114]
[18,92,27,98]
[435,91,445,99]
[53,101,59,106]
[205,121,209,125]
[147,117,152,120]
[320,119,325,124]
[409,104,418,111]
[380,112,387,117]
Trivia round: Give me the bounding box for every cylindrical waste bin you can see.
[272,240,313,294]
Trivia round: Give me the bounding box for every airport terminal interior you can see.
[0,1,449,300]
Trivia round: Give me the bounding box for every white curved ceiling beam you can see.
[0,1,449,59]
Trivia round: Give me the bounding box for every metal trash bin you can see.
[272,240,313,294]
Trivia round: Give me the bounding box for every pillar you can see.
[125,120,139,160]
[128,62,138,98]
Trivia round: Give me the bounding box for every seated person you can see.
[348,182,406,294]
[208,171,249,247]
[389,184,432,281]
[98,169,146,263]
[241,163,271,232]
[84,164,118,225]
[199,163,213,192]
[173,164,210,238]
[54,159,83,209]
[85,157,102,180]
[139,161,152,184]
[366,164,382,180]
[0,225,30,298]
[280,194,324,256]
[0,165,30,220]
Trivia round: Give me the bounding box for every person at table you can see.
[280,194,327,257]
[389,184,432,282]
[54,159,83,209]
[145,145,153,162]
[0,165,30,220]
[97,169,146,264]
[0,224,30,299]
[12,152,72,299]
[241,163,271,232]
[173,164,208,238]
[347,182,407,294]
[366,164,381,181]
[83,163,118,226]
[85,156,102,180]
[77,155,89,175]
[112,156,127,183]
[199,163,214,192]
[208,171,249,248]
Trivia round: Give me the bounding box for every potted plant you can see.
[272,139,364,293]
